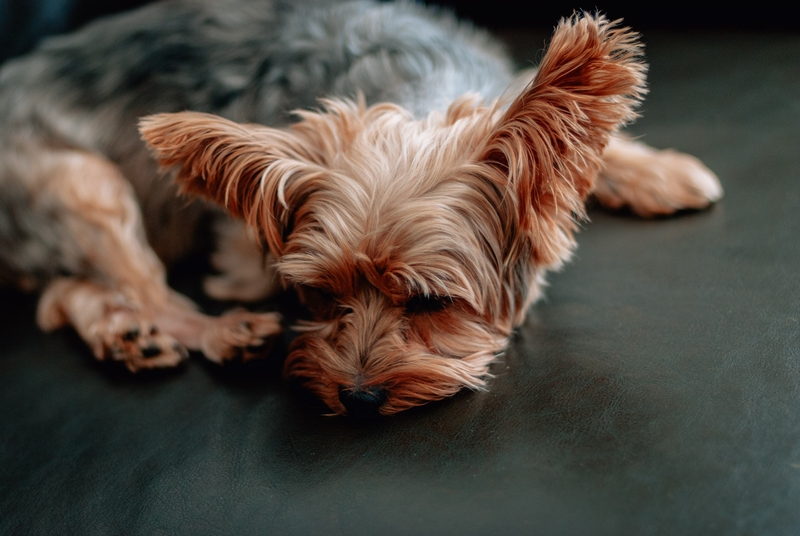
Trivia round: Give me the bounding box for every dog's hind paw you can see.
[200,309,283,364]
[88,310,189,372]
[596,137,723,217]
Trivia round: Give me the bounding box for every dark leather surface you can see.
[2,31,799,535]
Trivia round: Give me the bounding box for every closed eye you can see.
[298,285,340,319]
[405,294,454,315]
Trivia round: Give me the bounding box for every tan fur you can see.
[139,15,679,415]
[31,148,282,369]
[596,136,723,216]
[204,218,281,302]
[37,277,188,372]
[0,0,724,417]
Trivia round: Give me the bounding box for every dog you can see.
[0,0,722,416]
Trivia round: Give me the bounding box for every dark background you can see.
[2,0,800,63]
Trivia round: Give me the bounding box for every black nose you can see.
[339,386,387,418]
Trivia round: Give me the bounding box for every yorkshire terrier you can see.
[0,0,721,416]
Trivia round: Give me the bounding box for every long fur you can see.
[0,1,721,415]
[140,14,648,414]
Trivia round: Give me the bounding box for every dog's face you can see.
[141,15,646,415]
[269,98,525,416]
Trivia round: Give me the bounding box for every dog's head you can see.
[141,15,646,416]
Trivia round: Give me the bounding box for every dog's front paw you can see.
[597,138,723,217]
[200,309,283,364]
[88,310,188,372]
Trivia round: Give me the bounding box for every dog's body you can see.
[0,0,721,415]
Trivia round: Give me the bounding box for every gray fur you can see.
[0,0,517,287]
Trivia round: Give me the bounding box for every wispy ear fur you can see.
[483,14,647,267]
[141,13,645,271]
[139,112,328,256]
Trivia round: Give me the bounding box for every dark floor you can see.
[2,27,799,536]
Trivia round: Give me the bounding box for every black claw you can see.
[141,345,162,358]
[122,329,140,342]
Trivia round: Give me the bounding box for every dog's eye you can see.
[298,285,339,319]
[405,294,453,315]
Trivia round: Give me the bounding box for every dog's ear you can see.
[482,14,646,267]
[139,112,326,256]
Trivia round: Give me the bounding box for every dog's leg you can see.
[203,218,281,302]
[32,149,281,368]
[37,277,188,371]
[595,135,723,217]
